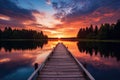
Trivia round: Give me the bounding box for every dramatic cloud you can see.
[0,0,37,21]
[0,19,25,28]
[48,0,120,37]
[52,0,120,22]
[0,0,42,28]
[0,0,120,37]
[0,0,61,33]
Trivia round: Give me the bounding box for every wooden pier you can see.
[28,43,95,80]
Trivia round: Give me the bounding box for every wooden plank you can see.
[43,67,79,69]
[42,68,80,70]
[47,60,75,62]
[47,62,75,63]
[37,43,87,80]
[44,64,77,66]
[48,60,74,62]
[44,65,79,68]
[37,78,86,80]
[39,74,84,78]
[45,62,76,64]
[48,58,73,60]
[28,43,94,80]
[41,69,81,72]
[40,72,83,75]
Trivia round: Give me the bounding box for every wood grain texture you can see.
[36,43,89,80]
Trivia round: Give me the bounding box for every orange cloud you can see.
[0,14,10,20]
[0,58,10,63]
[45,7,120,38]
[32,11,61,28]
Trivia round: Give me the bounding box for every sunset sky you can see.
[0,0,120,38]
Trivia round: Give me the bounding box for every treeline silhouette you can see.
[77,19,120,40]
[77,42,120,61]
[0,40,48,52]
[0,27,48,39]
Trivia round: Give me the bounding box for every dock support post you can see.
[34,63,39,75]
[34,63,38,70]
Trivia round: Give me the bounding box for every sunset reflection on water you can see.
[0,40,120,80]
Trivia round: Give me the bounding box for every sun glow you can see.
[57,35,65,39]
[32,12,61,28]
[58,36,61,39]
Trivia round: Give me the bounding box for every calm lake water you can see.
[0,40,120,80]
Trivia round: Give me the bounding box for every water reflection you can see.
[0,40,48,52]
[0,40,51,80]
[76,41,120,80]
[56,40,120,80]
[0,40,120,80]
[77,42,120,61]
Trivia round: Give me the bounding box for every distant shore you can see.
[0,38,120,43]
[48,38,120,42]
[77,39,120,42]
[0,39,48,41]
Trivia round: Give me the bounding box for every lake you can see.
[0,40,120,80]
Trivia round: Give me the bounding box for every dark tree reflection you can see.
[0,40,48,52]
[77,41,120,61]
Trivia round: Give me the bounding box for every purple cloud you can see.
[0,0,41,28]
[52,0,120,22]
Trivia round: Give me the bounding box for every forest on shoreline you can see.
[0,27,48,40]
[77,19,120,40]
[0,19,120,40]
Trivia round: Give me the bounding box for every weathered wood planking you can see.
[28,43,95,80]
[37,43,94,80]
